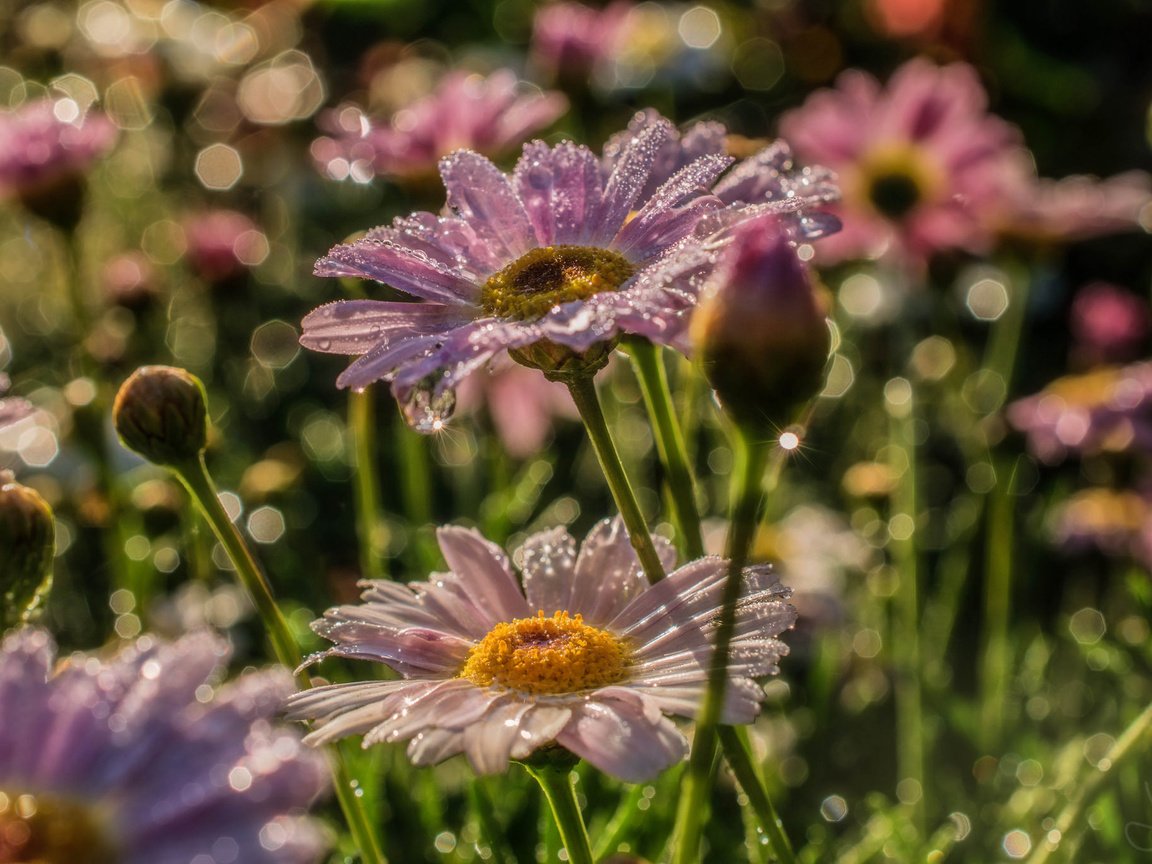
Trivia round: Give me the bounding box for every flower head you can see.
[0,629,329,864]
[0,374,32,432]
[302,110,837,431]
[0,98,117,228]
[182,209,267,285]
[1070,282,1151,367]
[531,2,634,82]
[1007,362,1152,464]
[779,59,1019,265]
[287,518,795,782]
[312,70,568,184]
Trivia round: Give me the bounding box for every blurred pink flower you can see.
[182,210,267,284]
[994,156,1151,244]
[778,59,1019,266]
[102,251,160,308]
[0,98,117,227]
[1050,487,1151,561]
[531,2,633,81]
[1007,362,1152,464]
[0,629,329,864]
[455,357,577,458]
[0,374,32,431]
[1070,282,1150,367]
[288,518,795,781]
[312,70,567,183]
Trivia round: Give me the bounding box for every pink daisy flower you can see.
[1007,362,1152,464]
[778,58,1019,265]
[312,70,568,183]
[301,110,838,431]
[0,629,329,864]
[287,518,796,782]
[531,1,633,82]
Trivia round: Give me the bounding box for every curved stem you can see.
[524,765,594,864]
[673,431,769,864]
[627,340,704,559]
[350,389,387,581]
[1026,699,1152,864]
[172,455,387,864]
[567,375,666,584]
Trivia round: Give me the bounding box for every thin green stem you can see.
[888,384,925,831]
[718,726,797,864]
[626,340,704,559]
[591,784,647,861]
[567,375,667,584]
[350,389,387,581]
[1026,699,1152,864]
[979,454,1016,752]
[524,766,594,864]
[673,432,769,864]
[395,414,439,570]
[171,455,387,864]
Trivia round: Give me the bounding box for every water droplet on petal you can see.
[401,385,457,434]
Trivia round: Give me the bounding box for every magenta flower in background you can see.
[301,110,838,431]
[0,629,329,864]
[287,517,795,782]
[0,97,117,227]
[1007,362,1152,464]
[0,98,117,195]
[183,209,267,284]
[1050,487,1151,562]
[531,1,633,82]
[455,356,579,458]
[1070,282,1151,367]
[312,70,568,183]
[778,58,1019,266]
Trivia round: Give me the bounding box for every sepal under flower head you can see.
[287,517,796,782]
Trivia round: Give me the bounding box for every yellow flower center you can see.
[480,246,635,321]
[0,789,118,864]
[460,611,630,695]
[854,145,942,221]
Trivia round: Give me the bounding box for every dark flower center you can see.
[480,245,635,321]
[866,170,923,221]
[0,789,118,864]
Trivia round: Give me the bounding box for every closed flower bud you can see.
[113,366,208,466]
[1,471,55,627]
[692,217,830,432]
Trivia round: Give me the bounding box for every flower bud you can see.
[692,217,830,432]
[113,366,208,466]
[1,471,55,627]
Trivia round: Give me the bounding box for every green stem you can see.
[524,765,594,864]
[591,784,648,861]
[888,384,925,831]
[567,375,667,584]
[350,389,387,581]
[979,454,1016,752]
[395,413,439,570]
[718,726,797,864]
[171,455,387,864]
[1026,699,1152,864]
[673,432,770,864]
[626,340,705,559]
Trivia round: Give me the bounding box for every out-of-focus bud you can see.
[113,366,208,466]
[692,216,831,432]
[1,471,55,627]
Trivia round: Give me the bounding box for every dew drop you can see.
[401,385,457,434]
